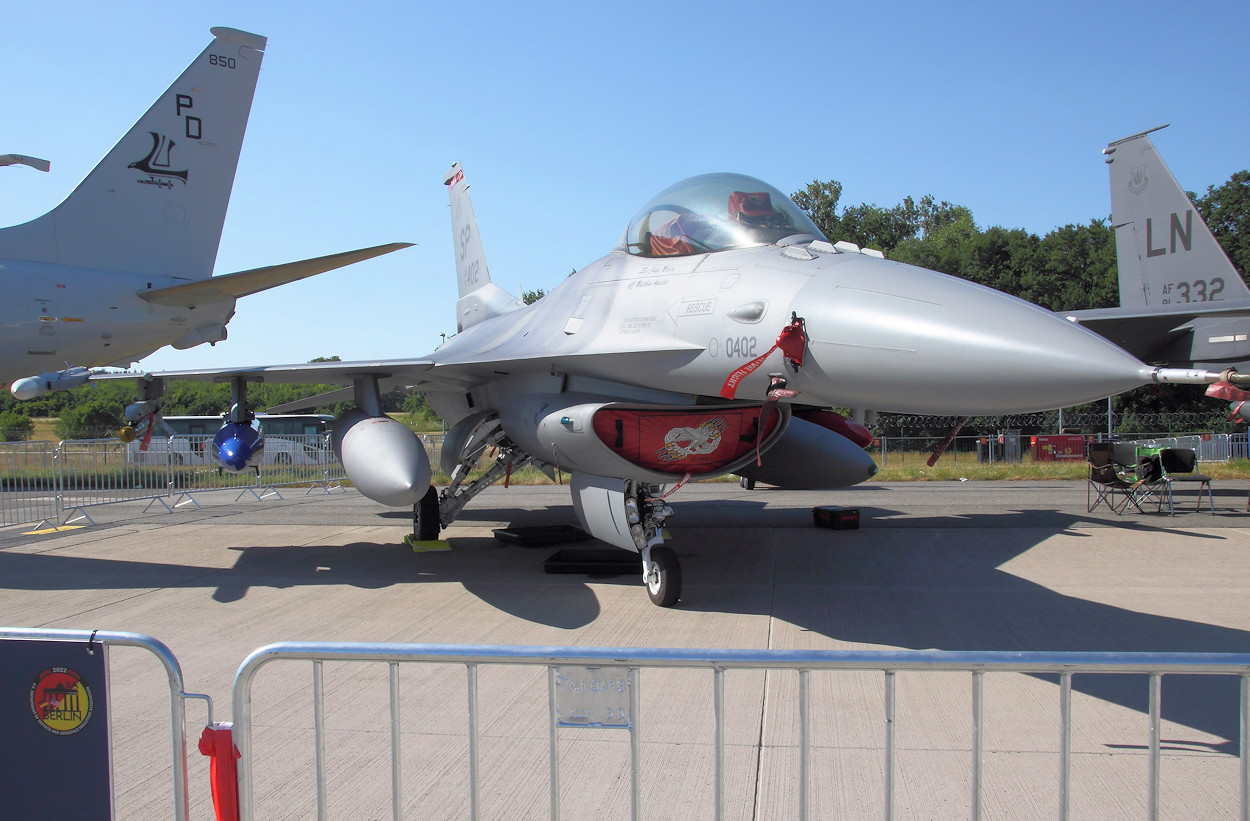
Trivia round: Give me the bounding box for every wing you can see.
[92,341,706,395]
[139,243,412,308]
[1065,301,1250,363]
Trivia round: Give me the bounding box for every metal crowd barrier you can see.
[1107,433,1250,464]
[0,440,59,526]
[0,435,347,527]
[231,643,1250,821]
[419,433,445,471]
[0,627,201,820]
[58,438,176,523]
[1129,434,1237,463]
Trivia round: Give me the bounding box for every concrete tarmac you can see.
[2,479,1249,819]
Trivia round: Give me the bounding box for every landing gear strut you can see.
[410,416,538,541]
[624,480,680,606]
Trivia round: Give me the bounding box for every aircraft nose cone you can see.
[793,259,1151,415]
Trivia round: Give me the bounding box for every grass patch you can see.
[873,458,1250,482]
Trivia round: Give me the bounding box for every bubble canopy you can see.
[618,173,827,258]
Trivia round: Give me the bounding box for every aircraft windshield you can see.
[618,173,826,257]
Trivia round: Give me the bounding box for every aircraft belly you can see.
[0,261,231,380]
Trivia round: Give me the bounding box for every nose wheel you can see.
[643,546,682,607]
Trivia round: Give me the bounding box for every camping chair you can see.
[1156,448,1215,514]
[1130,451,1167,512]
[1087,441,1144,514]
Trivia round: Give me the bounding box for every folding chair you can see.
[1087,441,1144,514]
[1130,452,1166,512]
[1156,448,1215,514]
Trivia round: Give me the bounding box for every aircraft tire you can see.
[413,486,441,541]
[645,546,682,607]
[739,476,756,490]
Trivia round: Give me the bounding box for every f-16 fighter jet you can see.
[106,164,1232,605]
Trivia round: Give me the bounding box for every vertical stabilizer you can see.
[1103,126,1248,307]
[0,27,266,278]
[443,162,524,331]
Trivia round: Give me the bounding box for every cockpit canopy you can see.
[618,173,827,258]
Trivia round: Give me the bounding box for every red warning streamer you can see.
[719,319,806,400]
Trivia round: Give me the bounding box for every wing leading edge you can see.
[139,243,413,307]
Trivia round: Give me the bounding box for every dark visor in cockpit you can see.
[617,173,827,258]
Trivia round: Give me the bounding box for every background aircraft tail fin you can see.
[0,27,266,279]
[444,162,523,331]
[1104,126,1248,307]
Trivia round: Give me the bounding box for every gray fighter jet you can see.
[1066,125,1250,373]
[101,164,1231,606]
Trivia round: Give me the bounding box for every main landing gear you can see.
[412,486,441,542]
[625,480,681,606]
[409,417,535,544]
[643,545,681,607]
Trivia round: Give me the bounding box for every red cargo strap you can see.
[653,472,692,500]
[1205,381,1250,422]
[756,377,799,465]
[927,416,968,467]
[199,723,241,821]
[720,316,806,399]
[1206,380,1250,402]
[138,412,155,451]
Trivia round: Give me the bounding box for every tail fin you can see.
[0,27,266,279]
[443,162,523,332]
[1103,125,1248,307]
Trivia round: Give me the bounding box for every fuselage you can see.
[0,258,235,387]
[426,241,1153,426]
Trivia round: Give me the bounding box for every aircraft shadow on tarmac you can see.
[670,500,1248,755]
[2,500,1246,752]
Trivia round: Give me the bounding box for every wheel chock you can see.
[405,535,452,552]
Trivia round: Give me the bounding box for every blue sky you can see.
[3,0,1247,372]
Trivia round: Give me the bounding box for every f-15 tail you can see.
[444,162,523,332]
[1103,125,1249,307]
[0,27,266,279]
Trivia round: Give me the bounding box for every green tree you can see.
[0,408,34,441]
[891,210,980,276]
[54,399,124,440]
[791,180,844,241]
[834,202,917,253]
[1036,220,1117,311]
[522,289,546,305]
[1192,170,1250,278]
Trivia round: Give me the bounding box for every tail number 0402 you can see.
[725,336,758,358]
